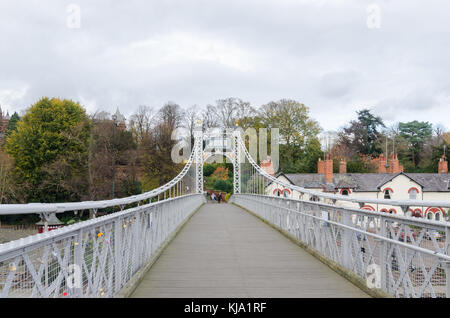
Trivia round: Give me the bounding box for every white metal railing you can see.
[237,135,450,210]
[0,194,205,297]
[0,135,205,298]
[0,138,198,217]
[235,132,450,298]
[231,194,450,298]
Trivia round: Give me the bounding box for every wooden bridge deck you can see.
[131,203,369,298]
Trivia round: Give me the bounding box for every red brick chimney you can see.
[377,153,387,173]
[324,154,333,183]
[317,158,325,174]
[438,155,448,174]
[388,152,402,174]
[339,158,347,174]
[260,156,275,176]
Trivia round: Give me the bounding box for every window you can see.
[384,190,391,199]
[283,191,288,198]
[273,189,282,197]
[409,188,418,200]
[341,189,349,196]
[427,213,433,220]
[436,213,441,221]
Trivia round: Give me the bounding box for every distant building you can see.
[265,153,450,222]
[0,106,10,140]
[36,213,64,233]
[112,108,127,131]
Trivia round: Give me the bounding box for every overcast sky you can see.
[0,0,449,131]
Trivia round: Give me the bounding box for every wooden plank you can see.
[131,203,369,298]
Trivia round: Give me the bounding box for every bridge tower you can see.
[194,122,204,194]
[195,126,242,195]
[232,130,241,194]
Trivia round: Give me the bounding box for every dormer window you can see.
[409,188,418,200]
[384,189,391,199]
[341,189,349,196]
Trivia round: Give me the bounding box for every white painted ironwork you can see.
[232,134,450,298]
[3,128,450,298]
[0,131,206,298]
[232,130,241,194]
[0,194,204,297]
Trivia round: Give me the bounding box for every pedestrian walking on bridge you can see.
[218,193,222,204]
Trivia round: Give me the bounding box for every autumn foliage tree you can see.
[5,98,90,202]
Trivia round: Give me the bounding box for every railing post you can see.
[114,218,123,293]
[378,215,387,293]
[73,229,83,297]
[445,225,450,298]
[342,211,352,269]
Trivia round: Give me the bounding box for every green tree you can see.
[398,121,433,168]
[338,109,385,156]
[5,97,90,202]
[4,112,20,139]
[260,99,321,146]
[203,164,216,177]
[259,100,321,173]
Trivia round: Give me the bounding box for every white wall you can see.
[265,174,450,222]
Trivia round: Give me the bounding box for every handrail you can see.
[0,146,196,215]
[238,135,450,209]
[232,194,450,261]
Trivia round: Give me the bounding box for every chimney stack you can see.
[439,155,448,174]
[324,154,333,183]
[377,153,387,173]
[260,156,275,176]
[339,158,347,174]
[317,158,325,174]
[388,152,402,174]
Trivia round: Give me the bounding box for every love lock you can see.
[9,263,16,272]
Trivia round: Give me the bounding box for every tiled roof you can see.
[278,172,450,192]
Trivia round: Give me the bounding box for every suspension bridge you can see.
[1,127,450,298]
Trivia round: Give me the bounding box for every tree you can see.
[129,105,154,144]
[258,99,321,173]
[398,121,433,168]
[203,164,216,177]
[202,105,219,129]
[0,150,14,203]
[5,97,90,202]
[301,137,324,173]
[87,113,140,201]
[337,109,385,157]
[141,102,184,191]
[212,166,229,181]
[260,99,321,147]
[4,112,20,140]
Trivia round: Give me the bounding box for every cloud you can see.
[318,71,361,98]
[0,0,449,131]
